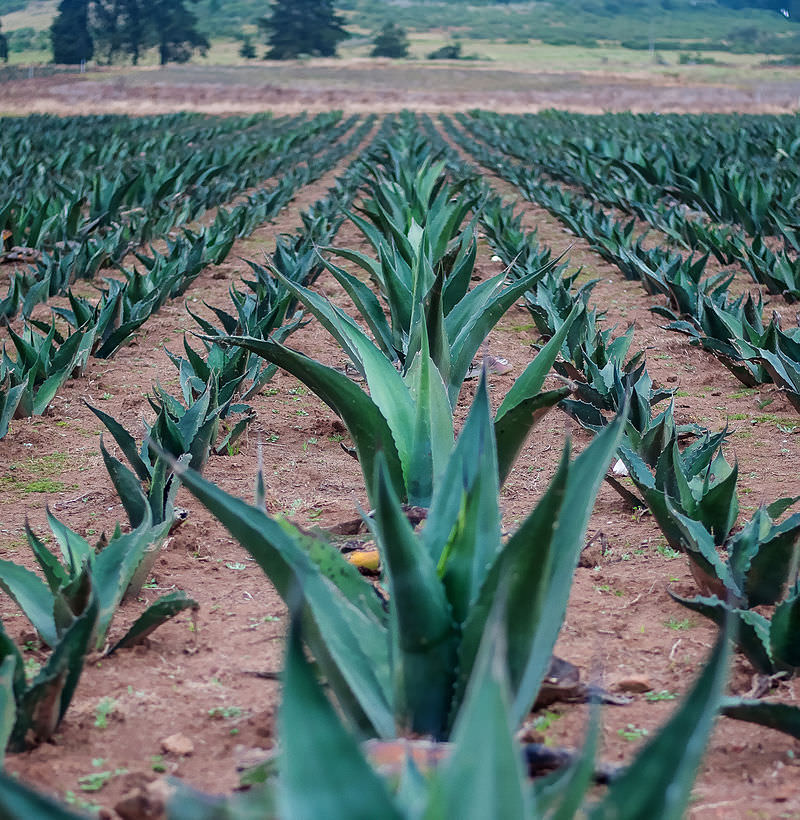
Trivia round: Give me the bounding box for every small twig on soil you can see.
[52,491,102,509]
[245,670,282,680]
[622,580,657,609]
[669,638,683,661]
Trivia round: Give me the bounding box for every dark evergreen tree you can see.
[118,0,146,65]
[51,0,94,64]
[0,20,8,64]
[239,35,257,59]
[371,21,409,58]
[259,0,348,60]
[90,0,122,64]
[150,0,209,64]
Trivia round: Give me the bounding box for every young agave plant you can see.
[352,155,477,261]
[87,402,189,529]
[520,267,597,341]
[664,292,773,388]
[316,222,538,395]
[1,320,88,420]
[668,500,800,678]
[45,278,152,361]
[559,359,673,438]
[618,429,739,550]
[155,356,256,459]
[757,341,800,412]
[552,315,639,383]
[0,613,732,818]
[0,507,195,653]
[0,372,24,439]
[0,571,98,755]
[215,304,582,508]
[166,371,625,741]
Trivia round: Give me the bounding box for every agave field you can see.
[0,108,799,817]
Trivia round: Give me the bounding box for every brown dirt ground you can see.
[1,61,800,116]
[1,107,799,818]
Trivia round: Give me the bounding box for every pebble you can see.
[161,732,194,756]
[614,675,653,693]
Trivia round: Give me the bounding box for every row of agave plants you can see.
[443,112,800,410]
[416,111,800,701]
[0,113,395,763]
[1,114,800,816]
[0,116,377,439]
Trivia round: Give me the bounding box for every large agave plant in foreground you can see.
[0,609,734,820]
[170,373,624,739]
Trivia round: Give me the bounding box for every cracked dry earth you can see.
[1,118,799,818]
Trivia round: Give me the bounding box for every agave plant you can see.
[738,235,800,302]
[520,266,597,341]
[146,372,255,465]
[618,429,739,550]
[667,500,800,676]
[214,303,581,508]
[165,370,625,741]
[183,278,305,402]
[1,320,89,420]
[158,603,733,820]
[45,277,156,360]
[0,507,195,652]
[0,372,24,439]
[663,292,773,388]
[757,342,800,412]
[317,225,496,385]
[0,572,98,755]
[559,359,673,436]
[0,608,734,817]
[87,402,189,529]
[351,154,477,262]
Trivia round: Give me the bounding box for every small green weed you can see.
[618,723,649,741]
[94,697,116,729]
[645,690,678,702]
[208,705,243,720]
[78,767,127,792]
[656,543,680,560]
[665,617,691,631]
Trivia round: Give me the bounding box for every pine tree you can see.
[260,0,347,60]
[150,0,209,65]
[239,35,257,59]
[371,22,409,59]
[51,0,94,64]
[0,20,8,64]
[118,0,146,65]
[90,0,122,64]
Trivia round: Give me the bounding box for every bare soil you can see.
[1,110,800,818]
[2,61,800,116]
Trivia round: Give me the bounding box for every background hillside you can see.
[0,0,797,64]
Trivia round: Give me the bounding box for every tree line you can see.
[40,0,800,67]
[51,0,209,65]
[49,0,414,65]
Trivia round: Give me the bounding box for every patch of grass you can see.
[0,452,86,495]
[0,476,70,494]
[665,617,692,631]
[645,690,678,702]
